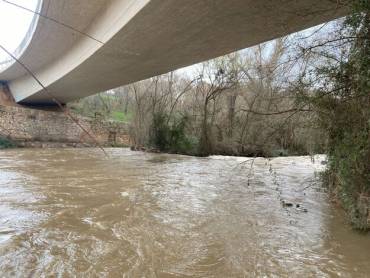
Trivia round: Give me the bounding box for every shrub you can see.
[0,137,16,149]
[301,0,370,230]
[150,112,197,154]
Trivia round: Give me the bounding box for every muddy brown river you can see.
[0,148,369,277]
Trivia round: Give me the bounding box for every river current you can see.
[0,148,369,277]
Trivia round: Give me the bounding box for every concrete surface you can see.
[0,0,347,104]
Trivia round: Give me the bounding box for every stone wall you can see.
[0,105,131,147]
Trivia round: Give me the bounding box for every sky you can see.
[0,0,39,63]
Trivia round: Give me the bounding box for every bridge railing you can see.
[0,0,43,72]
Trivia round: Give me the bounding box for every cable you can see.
[0,43,108,156]
[1,0,105,45]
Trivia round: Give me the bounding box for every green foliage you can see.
[150,112,197,154]
[306,0,370,230]
[0,137,16,149]
[110,111,132,122]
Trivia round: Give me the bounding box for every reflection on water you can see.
[0,148,369,277]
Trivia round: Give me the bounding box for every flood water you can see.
[0,148,369,277]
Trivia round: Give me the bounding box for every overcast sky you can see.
[0,0,39,62]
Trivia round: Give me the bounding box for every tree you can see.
[195,57,239,155]
[295,0,370,229]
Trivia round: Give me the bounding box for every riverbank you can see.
[0,105,130,147]
[0,104,314,157]
[129,144,315,158]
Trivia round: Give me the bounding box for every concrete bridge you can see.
[0,0,346,106]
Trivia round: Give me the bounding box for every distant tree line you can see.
[71,39,324,157]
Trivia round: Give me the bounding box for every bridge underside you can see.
[0,0,347,105]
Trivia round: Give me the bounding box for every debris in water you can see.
[121,192,129,197]
[281,201,293,207]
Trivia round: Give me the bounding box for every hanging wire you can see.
[1,0,105,45]
[0,0,111,156]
